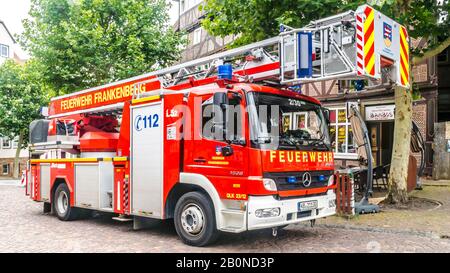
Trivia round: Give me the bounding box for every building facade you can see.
[0,20,15,65]
[0,20,28,177]
[174,0,237,63]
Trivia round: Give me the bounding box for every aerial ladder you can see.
[43,4,409,120]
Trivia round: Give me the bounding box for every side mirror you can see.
[212,92,228,140]
[213,92,228,111]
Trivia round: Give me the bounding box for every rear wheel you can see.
[174,192,219,246]
[53,183,79,221]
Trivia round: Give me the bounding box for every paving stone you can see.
[1,185,449,253]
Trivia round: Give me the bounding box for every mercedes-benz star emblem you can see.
[302,172,312,187]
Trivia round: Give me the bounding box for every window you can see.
[248,92,330,151]
[193,28,202,45]
[201,95,244,143]
[1,137,11,149]
[2,164,9,175]
[0,44,9,58]
[180,0,203,13]
[328,108,357,158]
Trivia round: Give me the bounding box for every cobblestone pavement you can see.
[1,184,450,253]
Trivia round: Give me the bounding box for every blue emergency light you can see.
[287,176,297,184]
[218,63,233,80]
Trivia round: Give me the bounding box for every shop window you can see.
[328,108,357,158]
[2,164,9,175]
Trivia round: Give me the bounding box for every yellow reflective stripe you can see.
[113,157,128,162]
[364,10,374,32]
[207,161,229,165]
[399,28,410,85]
[132,95,160,104]
[30,158,111,164]
[364,33,374,56]
[365,55,375,73]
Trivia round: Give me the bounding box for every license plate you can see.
[298,200,318,211]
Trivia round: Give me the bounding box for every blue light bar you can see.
[218,63,233,80]
[287,176,297,184]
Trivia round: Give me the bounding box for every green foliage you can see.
[202,0,449,58]
[371,0,449,58]
[201,0,366,47]
[20,0,186,95]
[0,60,49,147]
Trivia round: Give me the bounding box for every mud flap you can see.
[133,216,160,230]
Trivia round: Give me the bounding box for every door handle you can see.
[194,157,207,163]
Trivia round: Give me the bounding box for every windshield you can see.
[248,92,331,151]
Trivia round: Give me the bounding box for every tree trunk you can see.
[12,131,24,179]
[387,86,412,204]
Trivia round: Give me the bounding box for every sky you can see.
[0,0,31,36]
[0,0,179,58]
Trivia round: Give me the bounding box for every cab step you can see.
[221,226,246,233]
[221,209,245,215]
[112,215,133,222]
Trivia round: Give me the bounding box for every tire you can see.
[174,192,219,247]
[53,183,79,221]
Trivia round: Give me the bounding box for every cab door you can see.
[184,90,249,190]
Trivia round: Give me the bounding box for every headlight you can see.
[263,178,277,191]
[255,208,280,218]
[328,174,335,186]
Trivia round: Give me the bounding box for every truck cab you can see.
[173,82,336,238]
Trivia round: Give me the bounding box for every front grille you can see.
[264,170,333,191]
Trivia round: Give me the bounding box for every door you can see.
[367,121,394,167]
[185,92,249,179]
[131,101,163,218]
[368,122,381,167]
[380,122,394,166]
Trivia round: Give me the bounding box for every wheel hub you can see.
[181,204,204,235]
[57,191,68,214]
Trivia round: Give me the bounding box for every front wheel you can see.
[174,192,219,246]
[53,183,79,221]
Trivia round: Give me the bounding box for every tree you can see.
[0,60,49,178]
[373,0,449,204]
[201,0,366,47]
[202,0,449,204]
[20,0,185,95]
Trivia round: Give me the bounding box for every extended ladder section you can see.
[46,4,409,119]
[279,5,410,87]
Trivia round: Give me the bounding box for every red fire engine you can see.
[25,5,409,246]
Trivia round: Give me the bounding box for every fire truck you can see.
[25,5,409,246]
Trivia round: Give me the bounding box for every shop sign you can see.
[365,105,395,121]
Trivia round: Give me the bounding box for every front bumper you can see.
[246,190,336,230]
